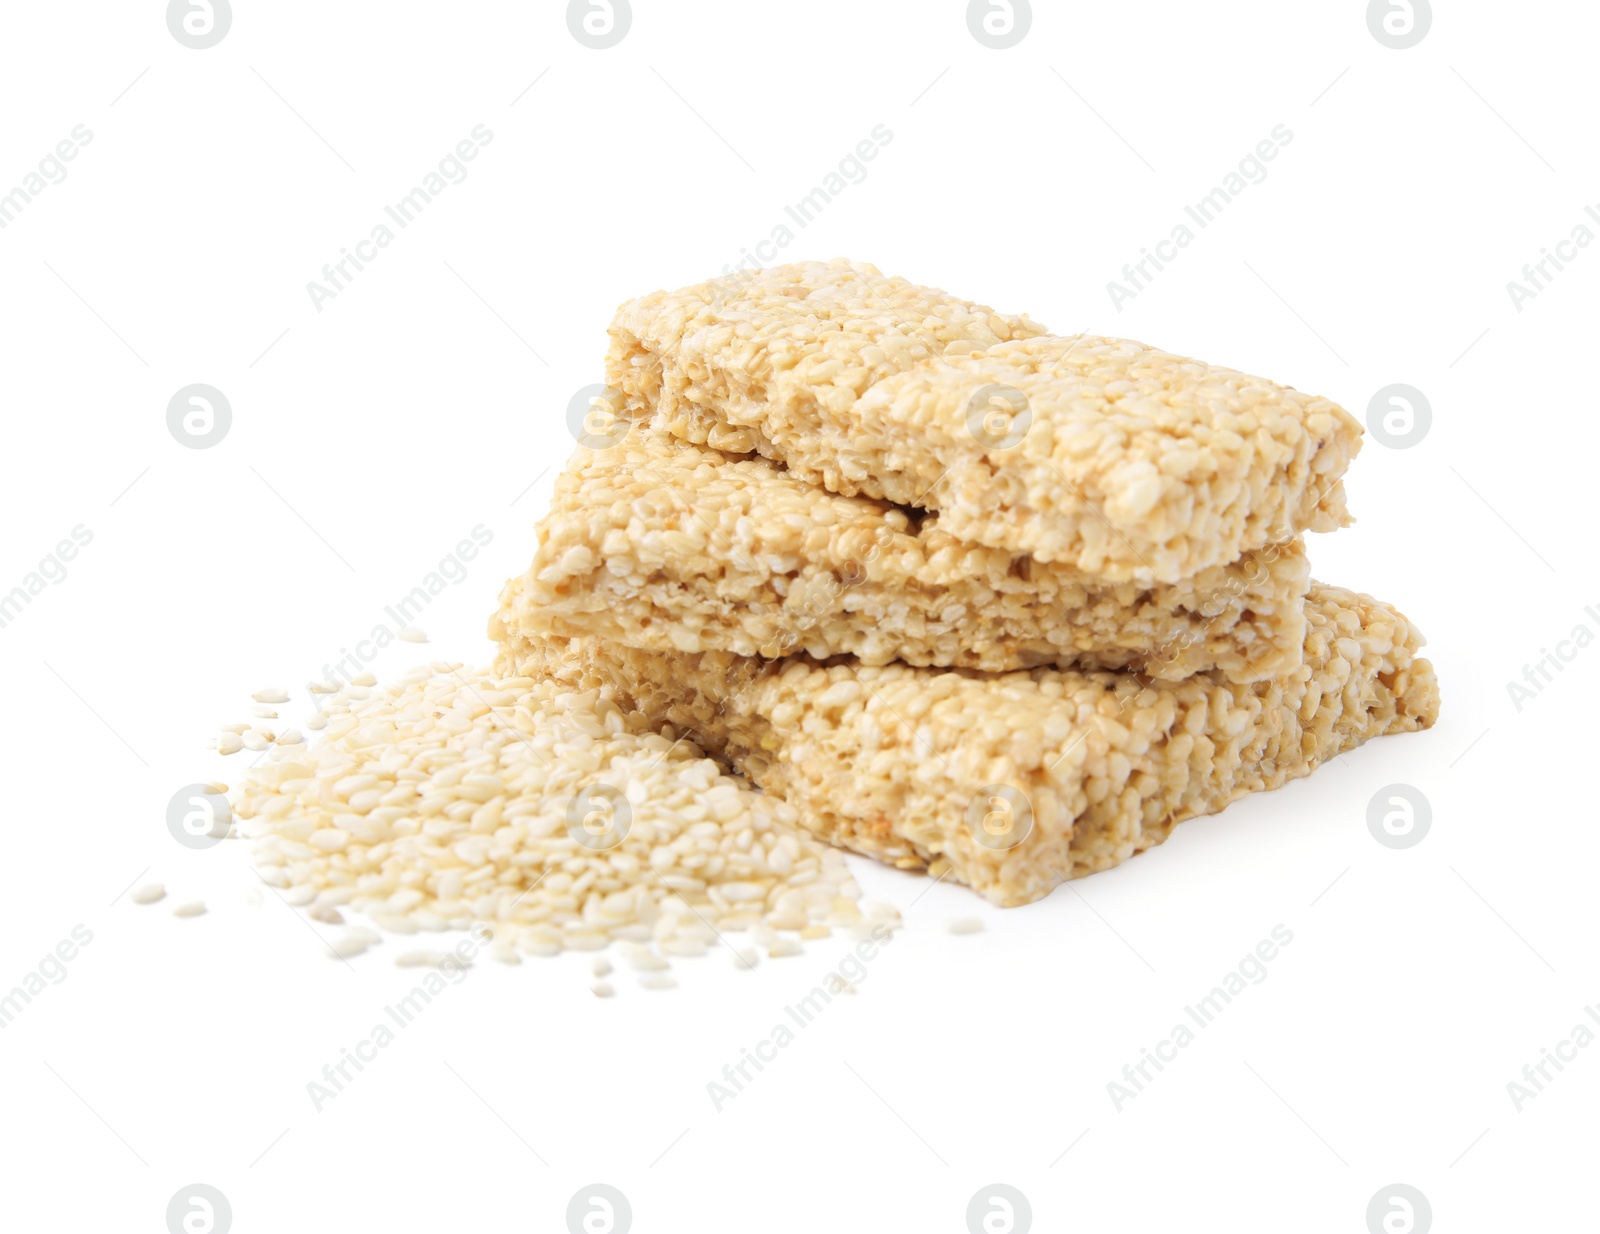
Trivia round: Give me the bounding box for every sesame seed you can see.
[227,666,869,967]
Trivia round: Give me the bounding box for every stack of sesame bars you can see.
[491,260,1439,906]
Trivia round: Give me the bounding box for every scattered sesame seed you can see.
[229,667,870,965]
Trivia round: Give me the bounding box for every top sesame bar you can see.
[607,259,1362,583]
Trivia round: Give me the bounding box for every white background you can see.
[1,1,1595,1231]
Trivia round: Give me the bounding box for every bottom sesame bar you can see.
[492,431,1311,682]
[497,583,1438,906]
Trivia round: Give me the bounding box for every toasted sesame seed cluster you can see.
[497,584,1439,906]
[492,430,1312,682]
[607,259,1363,582]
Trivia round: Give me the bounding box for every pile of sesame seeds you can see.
[220,664,901,986]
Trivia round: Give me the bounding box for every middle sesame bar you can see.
[608,259,1361,582]
[493,430,1311,683]
[498,582,1439,906]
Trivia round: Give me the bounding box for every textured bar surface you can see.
[495,430,1311,682]
[607,259,1361,582]
[498,584,1439,906]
